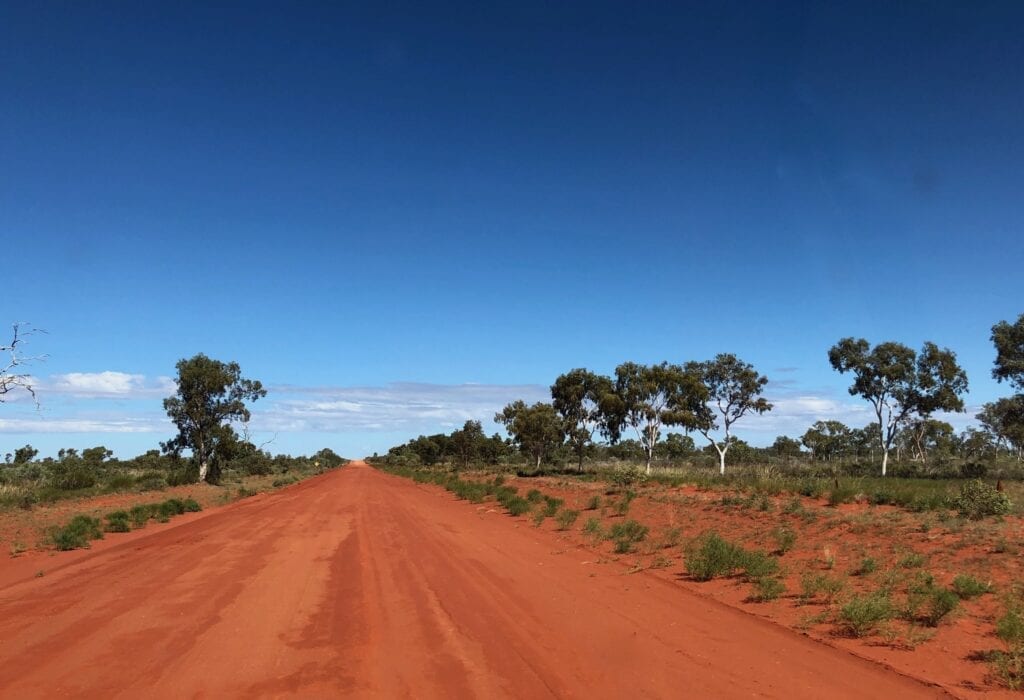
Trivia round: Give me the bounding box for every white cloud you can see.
[43,372,176,399]
[0,416,169,433]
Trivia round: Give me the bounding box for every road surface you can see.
[0,463,949,698]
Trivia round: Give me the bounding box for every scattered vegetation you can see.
[608,520,648,553]
[839,592,894,637]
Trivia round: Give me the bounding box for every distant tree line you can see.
[375,315,1024,478]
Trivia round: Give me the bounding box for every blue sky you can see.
[2,2,1022,459]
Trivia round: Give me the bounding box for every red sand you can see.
[0,463,951,698]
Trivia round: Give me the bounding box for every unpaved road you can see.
[0,463,949,698]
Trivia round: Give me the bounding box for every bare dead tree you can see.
[1,323,46,406]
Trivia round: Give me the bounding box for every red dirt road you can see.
[0,463,951,698]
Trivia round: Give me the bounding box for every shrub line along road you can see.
[0,463,951,698]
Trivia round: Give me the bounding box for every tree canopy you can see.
[162,354,267,483]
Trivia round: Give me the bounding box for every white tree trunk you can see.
[198,459,209,482]
[718,447,727,476]
[881,450,889,477]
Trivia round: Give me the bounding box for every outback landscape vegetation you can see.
[3,2,1024,698]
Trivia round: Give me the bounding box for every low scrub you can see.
[839,592,894,637]
[555,509,580,530]
[952,574,992,599]
[50,515,104,551]
[954,480,1011,520]
[104,510,132,533]
[684,532,776,582]
[608,519,648,553]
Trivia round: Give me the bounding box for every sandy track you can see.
[0,463,950,698]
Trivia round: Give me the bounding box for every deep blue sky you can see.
[2,2,1022,458]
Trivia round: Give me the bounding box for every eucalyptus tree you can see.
[828,338,968,476]
[550,368,616,471]
[977,397,1024,461]
[801,421,853,461]
[607,362,707,475]
[162,354,267,484]
[495,401,564,469]
[992,313,1024,390]
[687,354,772,475]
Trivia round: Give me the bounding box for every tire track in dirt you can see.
[0,463,952,698]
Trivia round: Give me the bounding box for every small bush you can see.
[997,610,1024,649]
[741,550,779,581]
[772,527,796,554]
[853,557,877,576]
[614,490,636,516]
[493,475,506,486]
[955,480,1011,520]
[828,482,858,506]
[555,509,579,530]
[105,474,136,491]
[959,461,988,479]
[505,496,531,516]
[526,489,543,503]
[542,496,564,517]
[608,466,642,488]
[952,574,992,599]
[921,587,959,626]
[839,593,893,637]
[608,519,648,553]
[531,511,547,527]
[583,517,603,538]
[104,510,132,533]
[684,532,747,581]
[659,526,683,549]
[585,495,602,510]
[50,515,104,551]
[166,468,197,487]
[800,573,845,603]
[129,504,154,528]
[898,551,926,569]
[751,577,786,602]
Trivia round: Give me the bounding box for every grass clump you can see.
[750,576,786,602]
[542,496,564,517]
[504,496,531,516]
[104,510,132,533]
[952,574,992,599]
[839,592,894,638]
[853,557,877,576]
[614,490,636,516]
[50,515,104,551]
[526,489,544,504]
[608,519,648,553]
[898,551,926,569]
[554,509,579,530]
[904,572,958,627]
[771,526,796,554]
[800,572,845,603]
[585,494,602,510]
[993,609,1024,689]
[583,516,603,539]
[684,532,748,581]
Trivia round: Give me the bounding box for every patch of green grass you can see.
[542,496,564,517]
[554,509,579,530]
[750,576,786,602]
[585,494,602,510]
[800,572,845,603]
[852,557,877,576]
[505,496,531,516]
[771,526,796,554]
[838,592,894,638]
[49,515,104,551]
[583,517,603,539]
[614,490,636,516]
[684,532,748,581]
[531,511,547,527]
[526,489,544,503]
[898,551,926,568]
[952,574,993,599]
[104,510,131,533]
[608,519,648,553]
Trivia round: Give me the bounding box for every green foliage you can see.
[750,576,786,602]
[741,550,779,581]
[954,479,1012,520]
[997,610,1024,648]
[800,572,845,603]
[104,510,131,533]
[583,517,603,538]
[129,505,152,528]
[951,574,992,599]
[614,490,636,516]
[608,519,648,553]
[684,532,748,581]
[585,494,602,510]
[554,509,579,530]
[526,489,543,503]
[853,557,877,576]
[839,593,894,637]
[898,551,926,568]
[771,526,796,554]
[542,495,564,517]
[608,466,642,488]
[495,400,564,469]
[50,515,104,550]
[504,496,531,516]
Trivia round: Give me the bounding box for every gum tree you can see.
[992,313,1024,390]
[162,354,266,483]
[687,354,772,475]
[606,362,707,475]
[1,323,44,405]
[550,368,616,471]
[828,338,968,476]
[495,401,564,470]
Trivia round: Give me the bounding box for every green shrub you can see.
[555,509,580,530]
[531,511,547,527]
[684,532,747,581]
[493,475,505,486]
[583,517,603,538]
[608,466,642,488]
[952,574,992,599]
[104,510,132,533]
[526,489,543,503]
[505,496,531,516]
[741,550,780,581]
[166,468,197,487]
[751,577,786,602]
[50,515,104,550]
[660,526,683,548]
[828,483,858,506]
[921,587,959,626]
[853,557,877,576]
[998,610,1024,649]
[772,527,796,554]
[585,495,602,510]
[839,593,893,637]
[800,573,845,603]
[105,474,136,491]
[954,480,1011,520]
[129,504,154,528]
[614,490,636,516]
[898,551,926,568]
[608,519,648,553]
[542,496,564,517]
